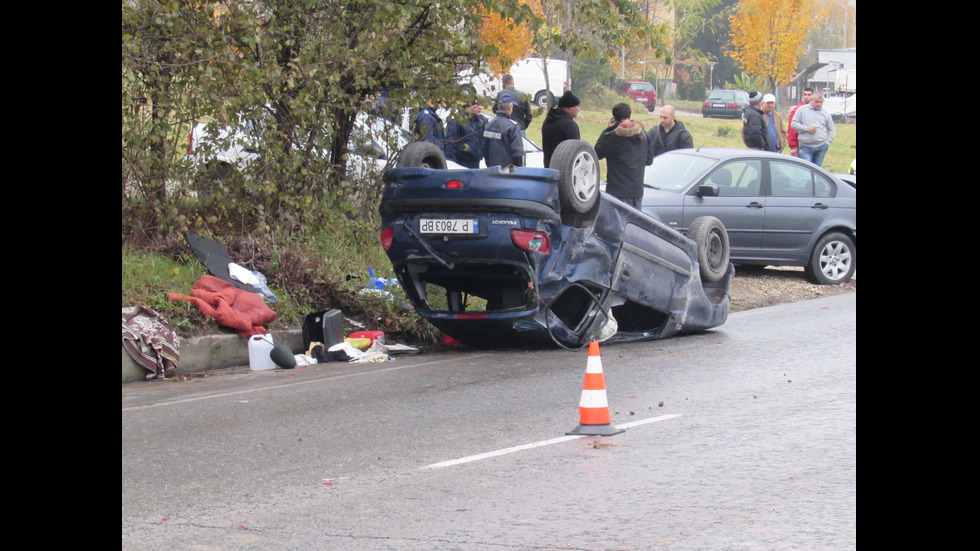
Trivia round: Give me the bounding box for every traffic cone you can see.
[566,341,624,436]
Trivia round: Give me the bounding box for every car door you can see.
[682,159,765,256]
[762,159,836,259]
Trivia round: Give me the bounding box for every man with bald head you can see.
[649,104,694,157]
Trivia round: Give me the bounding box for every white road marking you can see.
[421,413,682,470]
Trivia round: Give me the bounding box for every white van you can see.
[460,57,569,108]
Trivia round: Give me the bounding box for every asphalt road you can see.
[122,293,855,550]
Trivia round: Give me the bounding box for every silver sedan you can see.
[641,148,856,285]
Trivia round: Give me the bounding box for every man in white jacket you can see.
[790,93,836,167]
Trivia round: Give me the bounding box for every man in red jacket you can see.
[786,87,813,157]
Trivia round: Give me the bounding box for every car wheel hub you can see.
[819,241,851,281]
[571,152,597,201]
[706,232,724,266]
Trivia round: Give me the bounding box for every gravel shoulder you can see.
[729,266,856,312]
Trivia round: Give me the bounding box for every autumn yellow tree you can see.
[478,0,545,75]
[727,0,823,93]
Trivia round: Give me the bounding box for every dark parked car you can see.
[701,89,750,119]
[378,140,734,349]
[640,148,856,285]
[612,80,657,111]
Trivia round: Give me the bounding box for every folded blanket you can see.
[166,275,277,337]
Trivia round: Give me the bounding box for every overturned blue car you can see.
[379,140,734,349]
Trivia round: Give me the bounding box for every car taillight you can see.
[380,227,394,252]
[727,103,736,108]
[446,180,464,189]
[511,229,550,254]
[703,102,710,107]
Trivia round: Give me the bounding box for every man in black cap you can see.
[482,94,525,168]
[541,90,581,168]
[741,91,770,151]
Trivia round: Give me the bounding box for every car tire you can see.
[398,141,447,169]
[459,83,477,98]
[804,232,855,285]
[550,139,600,216]
[533,91,553,109]
[195,162,231,201]
[688,216,730,283]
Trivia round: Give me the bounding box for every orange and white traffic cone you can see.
[566,341,624,436]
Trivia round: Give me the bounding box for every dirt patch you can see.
[729,266,855,312]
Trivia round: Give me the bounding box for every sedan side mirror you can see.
[697,183,720,197]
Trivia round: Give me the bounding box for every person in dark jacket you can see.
[482,94,525,167]
[492,74,533,131]
[412,100,447,154]
[540,90,581,168]
[445,101,485,168]
[649,104,694,157]
[741,91,770,151]
[594,102,654,208]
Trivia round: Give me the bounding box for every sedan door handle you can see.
[746,202,764,209]
[811,203,829,210]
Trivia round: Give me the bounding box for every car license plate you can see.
[712,103,726,107]
[420,218,479,234]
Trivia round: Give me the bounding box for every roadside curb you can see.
[122,329,304,383]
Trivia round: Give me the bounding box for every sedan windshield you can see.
[643,152,716,192]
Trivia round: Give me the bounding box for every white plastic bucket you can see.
[248,334,276,371]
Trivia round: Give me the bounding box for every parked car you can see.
[640,148,856,285]
[701,89,750,119]
[378,140,734,349]
[186,109,410,194]
[611,80,657,111]
[822,94,856,123]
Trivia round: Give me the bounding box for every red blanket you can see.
[166,275,276,337]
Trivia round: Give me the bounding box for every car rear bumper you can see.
[701,108,742,118]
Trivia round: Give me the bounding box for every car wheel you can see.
[688,216,730,282]
[804,232,855,285]
[459,83,477,98]
[550,139,599,215]
[534,91,553,109]
[195,162,231,200]
[398,141,447,169]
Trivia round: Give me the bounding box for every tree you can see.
[534,0,666,108]
[726,0,822,93]
[478,0,543,75]
[123,2,212,227]
[477,1,663,109]
[643,0,730,102]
